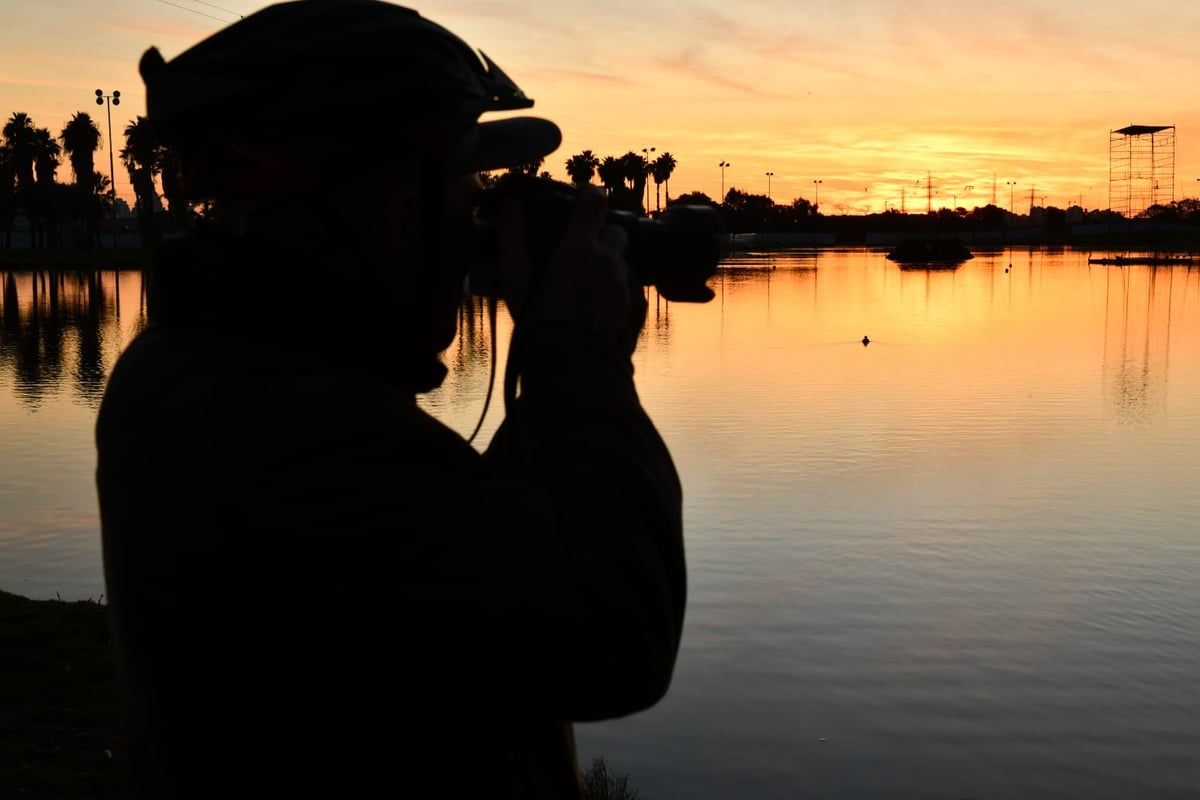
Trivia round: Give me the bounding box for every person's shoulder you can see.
[101,328,482,470]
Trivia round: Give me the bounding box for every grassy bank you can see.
[0,590,126,798]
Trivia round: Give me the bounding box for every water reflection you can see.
[424,295,510,441]
[1102,265,1192,426]
[0,270,146,409]
[4,256,1197,432]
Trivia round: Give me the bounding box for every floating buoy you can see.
[861,335,871,346]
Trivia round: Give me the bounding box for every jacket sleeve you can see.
[97,325,685,729]
[476,324,686,721]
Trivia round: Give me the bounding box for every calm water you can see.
[3,248,1199,798]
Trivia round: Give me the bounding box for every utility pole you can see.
[718,161,730,238]
[95,88,120,248]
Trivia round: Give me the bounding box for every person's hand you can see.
[496,187,646,355]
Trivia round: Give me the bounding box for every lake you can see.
[2,247,1199,798]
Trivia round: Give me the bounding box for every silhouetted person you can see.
[94,3,685,798]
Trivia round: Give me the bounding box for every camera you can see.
[472,173,719,303]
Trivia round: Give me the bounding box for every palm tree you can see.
[88,172,113,244]
[617,151,649,214]
[60,113,103,247]
[504,157,544,177]
[2,112,37,192]
[30,127,62,247]
[564,150,600,186]
[92,173,112,211]
[121,116,161,243]
[597,156,622,196]
[157,144,184,230]
[60,112,102,187]
[33,128,61,186]
[650,152,677,213]
[0,143,15,246]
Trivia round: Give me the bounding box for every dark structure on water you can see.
[885,238,974,267]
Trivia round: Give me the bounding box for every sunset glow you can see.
[4,0,1199,213]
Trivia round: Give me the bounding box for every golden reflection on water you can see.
[3,251,1199,584]
[638,249,1199,425]
[569,249,1200,800]
[0,271,147,409]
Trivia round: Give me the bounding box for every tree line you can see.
[499,149,681,216]
[9,106,1200,250]
[521,149,819,229]
[1,111,176,248]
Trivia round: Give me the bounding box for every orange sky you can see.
[4,0,1199,213]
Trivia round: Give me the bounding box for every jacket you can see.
[96,281,685,797]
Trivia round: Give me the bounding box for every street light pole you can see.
[95,88,120,248]
[1006,180,1017,215]
[813,179,822,211]
[765,171,774,200]
[641,147,655,214]
[718,161,731,240]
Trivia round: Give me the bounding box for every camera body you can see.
[472,173,718,303]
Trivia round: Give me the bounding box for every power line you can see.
[155,0,241,22]
[187,0,245,17]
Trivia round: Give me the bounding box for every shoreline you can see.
[0,247,152,270]
[2,235,1198,271]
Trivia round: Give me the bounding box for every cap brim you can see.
[466,116,562,172]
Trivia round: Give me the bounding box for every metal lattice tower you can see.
[1109,124,1175,217]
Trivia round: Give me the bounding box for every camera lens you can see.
[473,174,718,303]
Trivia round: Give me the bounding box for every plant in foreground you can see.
[581,757,640,800]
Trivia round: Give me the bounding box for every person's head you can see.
[142,0,560,209]
[142,0,562,382]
